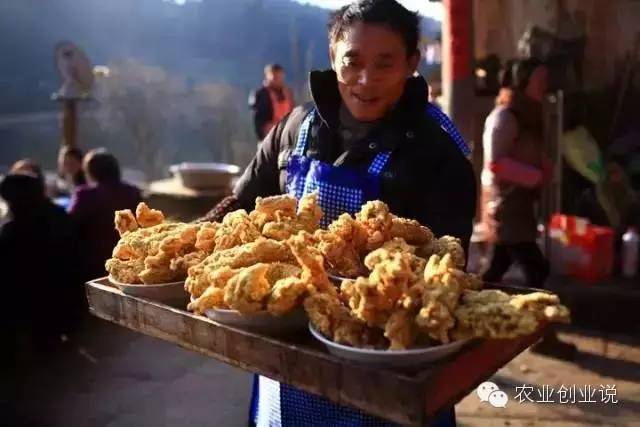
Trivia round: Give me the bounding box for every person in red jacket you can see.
[249,63,295,140]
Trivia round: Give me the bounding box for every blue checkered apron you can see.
[250,107,463,427]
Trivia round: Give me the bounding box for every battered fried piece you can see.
[215,210,262,251]
[368,252,414,310]
[195,222,219,252]
[313,230,364,278]
[185,239,293,297]
[340,277,390,327]
[112,241,140,260]
[114,209,138,236]
[136,202,165,228]
[418,235,466,268]
[364,239,426,279]
[416,289,457,343]
[224,263,273,314]
[355,200,393,251]
[250,194,297,229]
[187,286,226,314]
[296,192,323,232]
[267,276,308,316]
[304,292,372,347]
[170,251,207,275]
[328,213,369,254]
[384,309,418,350]
[509,292,571,323]
[262,219,305,241]
[453,297,539,340]
[287,232,335,295]
[265,263,302,284]
[389,216,434,245]
[105,257,145,284]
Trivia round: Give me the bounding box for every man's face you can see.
[331,22,419,122]
[526,66,548,102]
[266,69,285,88]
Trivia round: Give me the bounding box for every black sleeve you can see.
[412,147,477,254]
[232,115,288,210]
[250,88,272,140]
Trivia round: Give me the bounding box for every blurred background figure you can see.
[0,171,81,357]
[249,63,294,141]
[481,58,551,288]
[68,148,142,281]
[57,146,86,195]
[10,158,45,184]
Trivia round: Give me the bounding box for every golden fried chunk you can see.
[364,239,426,279]
[384,309,417,350]
[267,276,308,316]
[262,219,305,241]
[106,257,145,284]
[389,216,434,245]
[114,209,138,236]
[250,194,298,229]
[355,200,393,251]
[313,230,364,278]
[418,235,466,268]
[453,297,539,340]
[296,192,323,231]
[287,232,335,295]
[416,288,457,343]
[368,252,414,309]
[265,263,302,284]
[135,202,165,228]
[195,222,219,252]
[328,213,369,253]
[215,210,262,251]
[224,263,273,314]
[509,292,571,323]
[187,286,226,314]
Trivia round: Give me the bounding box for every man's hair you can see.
[328,0,420,56]
[83,148,121,184]
[264,63,284,75]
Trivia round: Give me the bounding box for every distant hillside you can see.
[0,0,440,115]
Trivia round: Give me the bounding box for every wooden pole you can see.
[442,0,474,143]
[61,98,78,148]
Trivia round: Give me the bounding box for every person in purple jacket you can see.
[68,148,142,280]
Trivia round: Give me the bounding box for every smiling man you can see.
[203,0,476,425]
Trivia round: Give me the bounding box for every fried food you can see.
[186,238,294,297]
[136,202,165,228]
[364,238,426,279]
[105,257,145,284]
[313,230,364,278]
[287,232,335,295]
[215,210,261,251]
[451,289,570,340]
[389,216,434,245]
[188,286,226,314]
[384,309,418,350]
[224,263,273,314]
[267,276,308,316]
[296,192,323,232]
[355,200,393,251]
[328,213,369,252]
[418,235,466,268]
[195,222,219,252]
[250,194,298,229]
[115,209,138,236]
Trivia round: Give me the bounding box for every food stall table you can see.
[86,278,548,426]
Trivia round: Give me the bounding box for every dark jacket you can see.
[68,182,142,280]
[235,70,477,248]
[0,200,81,334]
[249,86,274,140]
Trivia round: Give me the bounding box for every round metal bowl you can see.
[170,162,240,190]
[309,324,473,368]
[108,276,188,306]
[203,307,307,336]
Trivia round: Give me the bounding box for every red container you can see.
[548,214,614,284]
